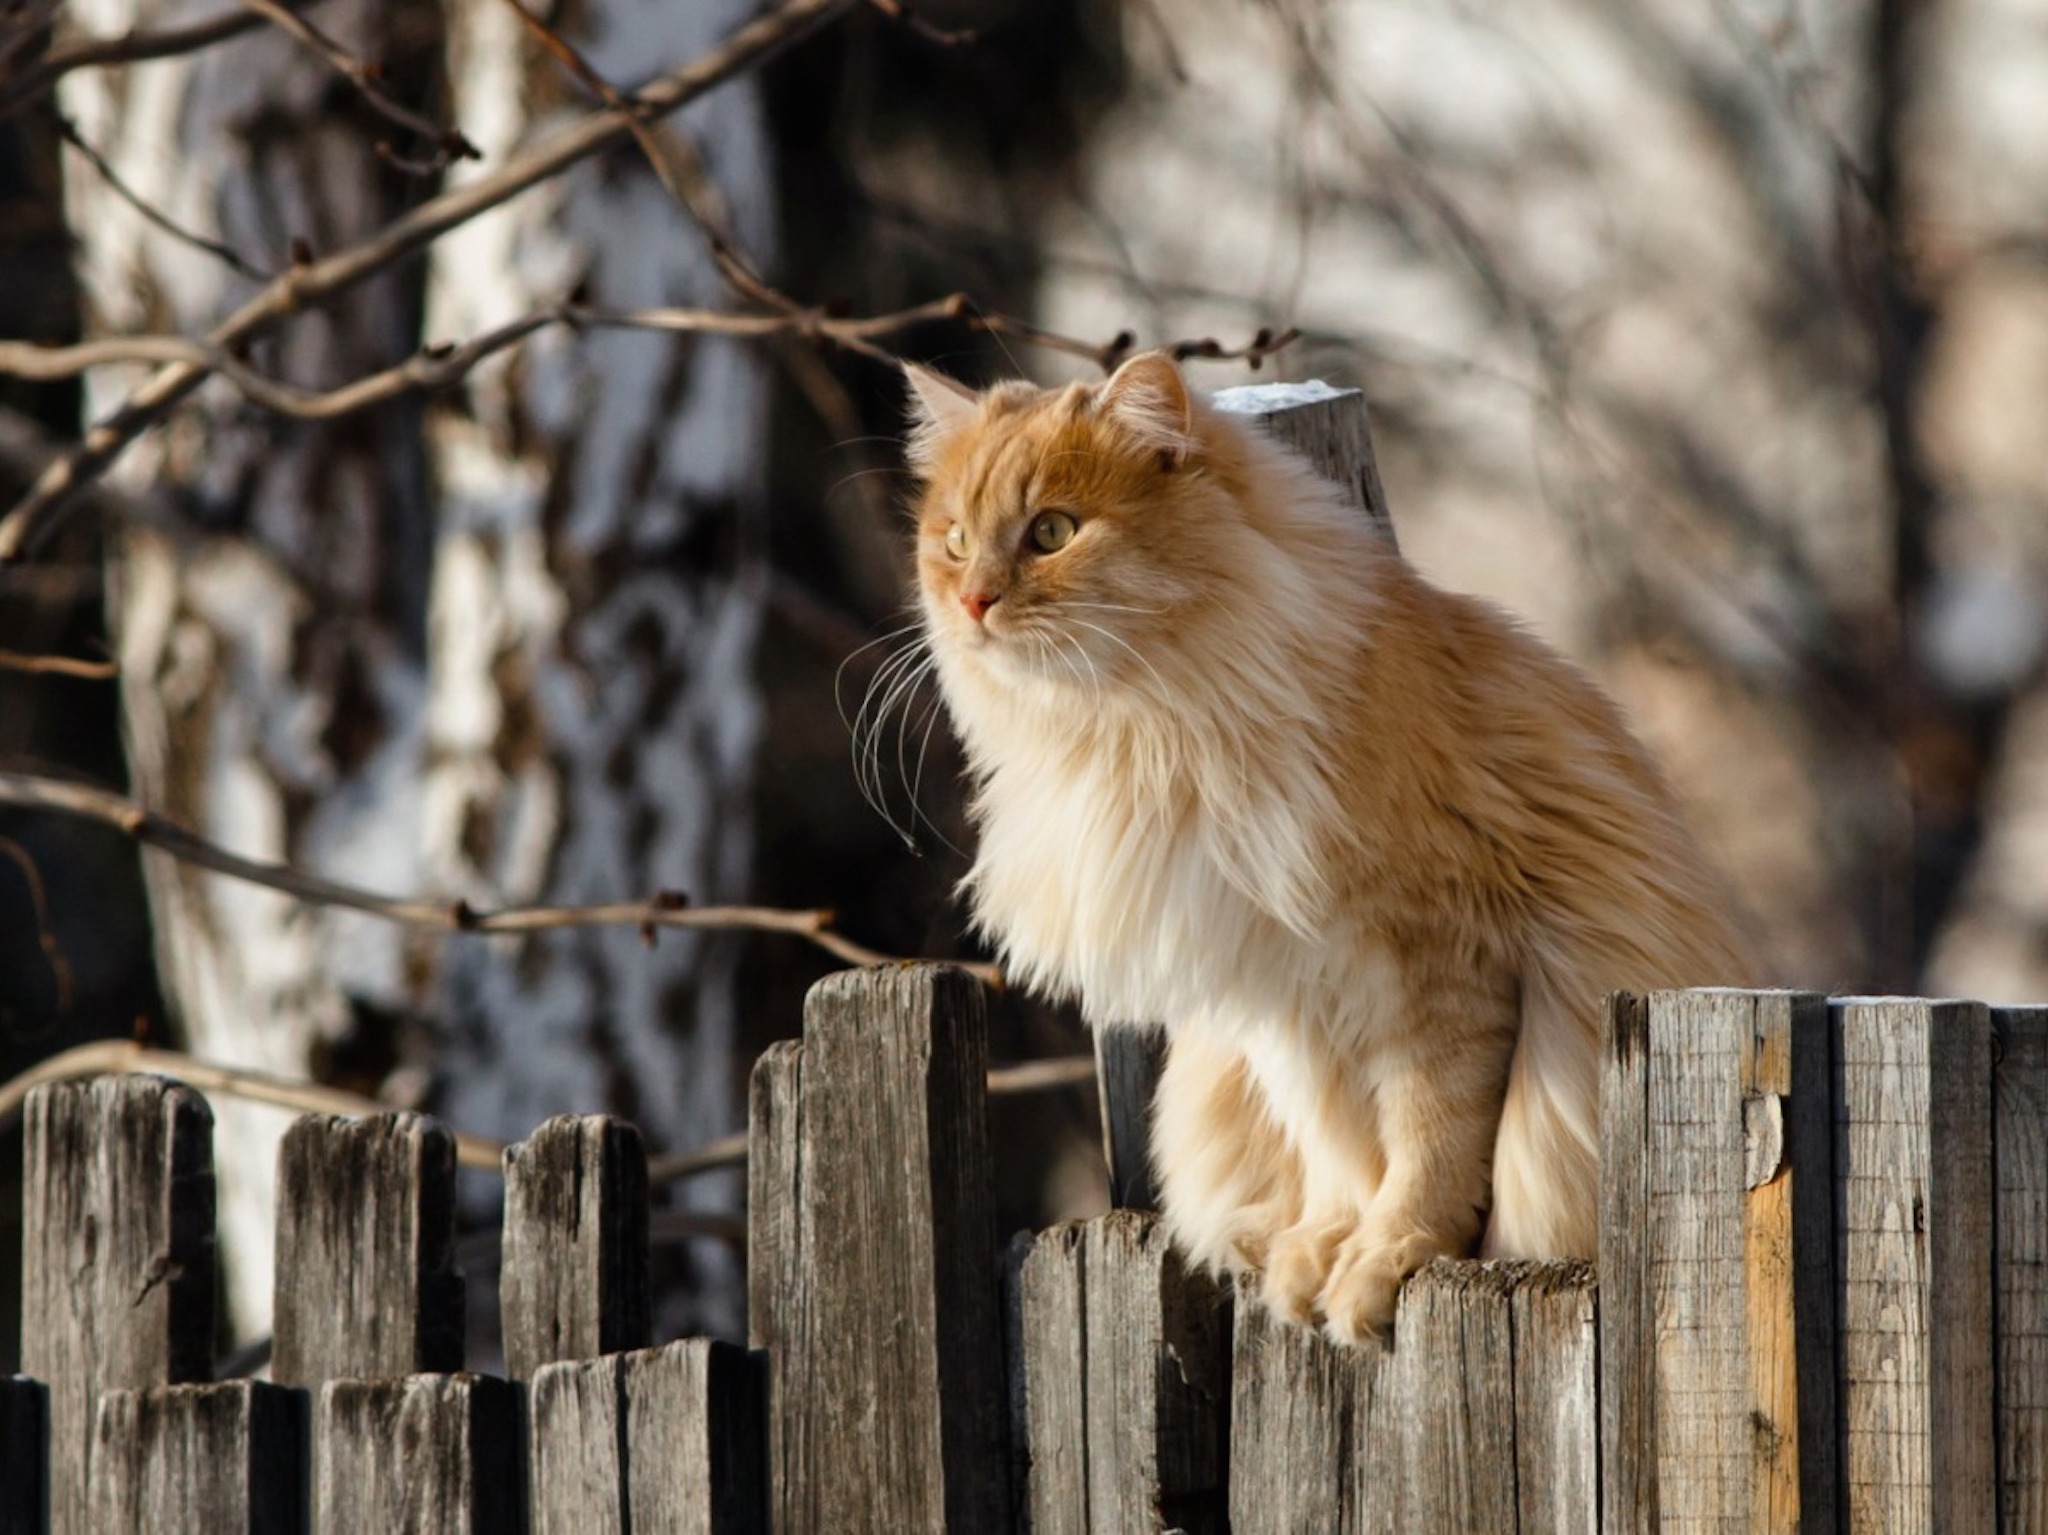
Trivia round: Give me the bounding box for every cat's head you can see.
[904,352,1241,695]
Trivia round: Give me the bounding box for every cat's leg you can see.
[1313,982,1519,1343]
[1150,1027,1303,1276]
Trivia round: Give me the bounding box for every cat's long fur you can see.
[903,353,1750,1341]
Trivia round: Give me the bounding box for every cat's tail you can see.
[1480,953,1600,1259]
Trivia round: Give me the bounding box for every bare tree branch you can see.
[227,0,477,170]
[0,768,1003,984]
[0,648,115,678]
[0,0,862,563]
[53,114,270,280]
[0,300,1297,428]
[0,3,319,119]
[0,1038,1096,1182]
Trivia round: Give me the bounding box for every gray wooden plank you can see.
[0,1376,47,1535]
[529,1339,766,1535]
[744,1039,805,1535]
[1092,1029,1164,1211]
[1020,1223,1089,1535]
[1598,991,1656,1535]
[1508,1262,1599,1535]
[314,1373,516,1535]
[1834,998,1995,1533]
[785,964,1009,1533]
[1210,381,1396,542]
[1638,989,1835,1531]
[1228,1273,1393,1535]
[502,1114,651,1382]
[20,1076,215,1535]
[89,1380,305,1533]
[1082,1212,1228,1533]
[1995,1006,2048,1533]
[273,1112,463,1387]
[1395,1260,1518,1534]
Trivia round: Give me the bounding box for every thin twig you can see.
[867,0,980,47]
[0,3,307,120]
[0,648,116,678]
[0,1038,510,1166]
[0,767,1002,984]
[0,1041,1096,1183]
[0,835,74,1012]
[0,0,862,563]
[55,115,269,281]
[227,0,477,170]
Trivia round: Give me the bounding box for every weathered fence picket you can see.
[750,965,1011,1535]
[1018,1211,1230,1533]
[4,972,2047,1531]
[1996,1006,2048,1533]
[88,1381,303,1533]
[273,1111,464,1386]
[19,1076,214,1535]
[502,1114,652,1381]
[1835,997,1996,1531]
[528,1338,766,1534]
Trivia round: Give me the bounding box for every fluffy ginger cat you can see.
[901,351,1749,1342]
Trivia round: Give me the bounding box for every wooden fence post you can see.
[314,1374,516,1533]
[502,1114,651,1382]
[19,1077,215,1535]
[1834,998,1995,1531]
[757,964,1010,1534]
[0,1377,46,1535]
[1598,989,1835,1533]
[528,1338,766,1534]
[1229,1277,1392,1535]
[746,1040,806,1534]
[272,1112,464,1386]
[1018,1211,1230,1533]
[1996,1006,2048,1531]
[89,1381,304,1532]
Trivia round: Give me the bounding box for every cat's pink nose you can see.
[962,589,1001,622]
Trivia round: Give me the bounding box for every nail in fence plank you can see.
[1993,1007,2047,1532]
[529,1338,767,1535]
[89,1381,305,1532]
[502,1115,651,1382]
[783,965,1010,1533]
[1397,1261,1519,1532]
[273,1112,463,1387]
[20,1077,215,1535]
[1507,1262,1599,1535]
[1598,989,1835,1533]
[1,1377,46,1535]
[314,1373,516,1534]
[1020,1212,1229,1534]
[1228,1277,1394,1535]
[1092,1031,1164,1211]
[1834,998,1995,1532]
[745,1040,805,1535]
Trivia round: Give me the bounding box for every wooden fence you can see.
[0,967,2041,1531]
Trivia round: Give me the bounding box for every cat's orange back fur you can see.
[903,353,1750,1341]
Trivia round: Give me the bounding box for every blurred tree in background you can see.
[3,0,2045,1366]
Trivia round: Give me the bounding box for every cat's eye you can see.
[1027,510,1078,554]
[944,523,969,560]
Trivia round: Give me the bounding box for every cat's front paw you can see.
[1317,1230,1440,1345]
[1260,1219,1345,1326]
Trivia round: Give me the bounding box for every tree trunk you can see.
[60,0,767,1339]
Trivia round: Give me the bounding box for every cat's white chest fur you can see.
[954,682,1383,1039]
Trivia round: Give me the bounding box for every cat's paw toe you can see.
[1318,1235,1433,1344]
[1260,1222,1343,1325]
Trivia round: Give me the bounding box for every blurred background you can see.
[2,0,2044,1367]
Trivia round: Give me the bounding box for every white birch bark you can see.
[60,0,769,1339]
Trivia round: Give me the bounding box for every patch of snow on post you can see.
[1211,379,1358,414]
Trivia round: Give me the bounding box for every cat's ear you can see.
[1097,351,1195,466]
[902,363,979,472]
